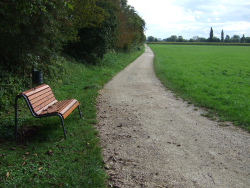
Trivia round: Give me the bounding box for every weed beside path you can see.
[0,48,144,187]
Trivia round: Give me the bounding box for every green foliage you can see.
[0,55,67,114]
[64,0,119,64]
[0,0,145,112]
[0,0,76,112]
[0,0,75,67]
[221,30,224,42]
[209,27,214,42]
[70,0,108,28]
[150,44,250,131]
[116,3,146,51]
[64,0,145,63]
[0,71,25,114]
[0,47,144,187]
[147,36,155,42]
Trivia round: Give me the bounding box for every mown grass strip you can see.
[149,44,250,131]
[0,48,144,187]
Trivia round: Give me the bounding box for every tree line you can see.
[147,27,249,43]
[0,0,145,111]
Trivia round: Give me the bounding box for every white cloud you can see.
[212,11,219,16]
[127,0,250,39]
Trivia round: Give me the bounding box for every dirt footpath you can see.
[96,46,250,188]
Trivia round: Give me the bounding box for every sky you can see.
[126,0,250,40]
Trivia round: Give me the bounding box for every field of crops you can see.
[149,44,250,131]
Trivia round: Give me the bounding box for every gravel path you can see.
[96,45,250,188]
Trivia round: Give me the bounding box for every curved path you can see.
[96,46,250,188]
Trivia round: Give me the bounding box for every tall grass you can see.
[0,48,144,187]
[149,44,250,131]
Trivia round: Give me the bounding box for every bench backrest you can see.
[21,84,58,115]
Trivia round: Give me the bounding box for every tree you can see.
[65,0,145,62]
[0,0,79,111]
[212,36,220,42]
[209,27,213,42]
[245,37,250,43]
[116,2,145,51]
[225,35,230,42]
[69,0,108,29]
[171,35,178,42]
[0,0,76,73]
[241,34,245,43]
[0,0,146,111]
[192,36,199,42]
[199,37,207,42]
[1,0,145,67]
[231,35,240,43]
[65,0,120,63]
[147,36,155,42]
[167,35,178,42]
[177,36,184,42]
[221,30,224,42]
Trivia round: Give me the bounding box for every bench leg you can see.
[59,115,67,139]
[78,105,83,119]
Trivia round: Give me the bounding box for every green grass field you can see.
[0,48,144,187]
[149,44,250,131]
[147,42,250,46]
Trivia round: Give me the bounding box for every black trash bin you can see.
[32,69,43,86]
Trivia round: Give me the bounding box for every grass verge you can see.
[0,48,144,187]
[149,44,250,131]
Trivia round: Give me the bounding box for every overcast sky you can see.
[127,0,250,40]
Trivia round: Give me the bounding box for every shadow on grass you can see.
[0,115,75,144]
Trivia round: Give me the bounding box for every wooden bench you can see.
[15,84,83,140]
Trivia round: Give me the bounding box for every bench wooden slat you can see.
[46,100,73,113]
[60,99,78,114]
[21,85,57,114]
[31,92,56,109]
[22,84,50,97]
[62,100,80,119]
[36,100,58,115]
[27,87,52,100]
[33,97,57,113]
[31,93,56,111]
[39,99,78,118]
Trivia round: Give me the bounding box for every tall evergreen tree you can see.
[221,30,224,42]
[209,27,213,42]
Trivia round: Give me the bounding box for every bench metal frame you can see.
[15,87,83,141]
